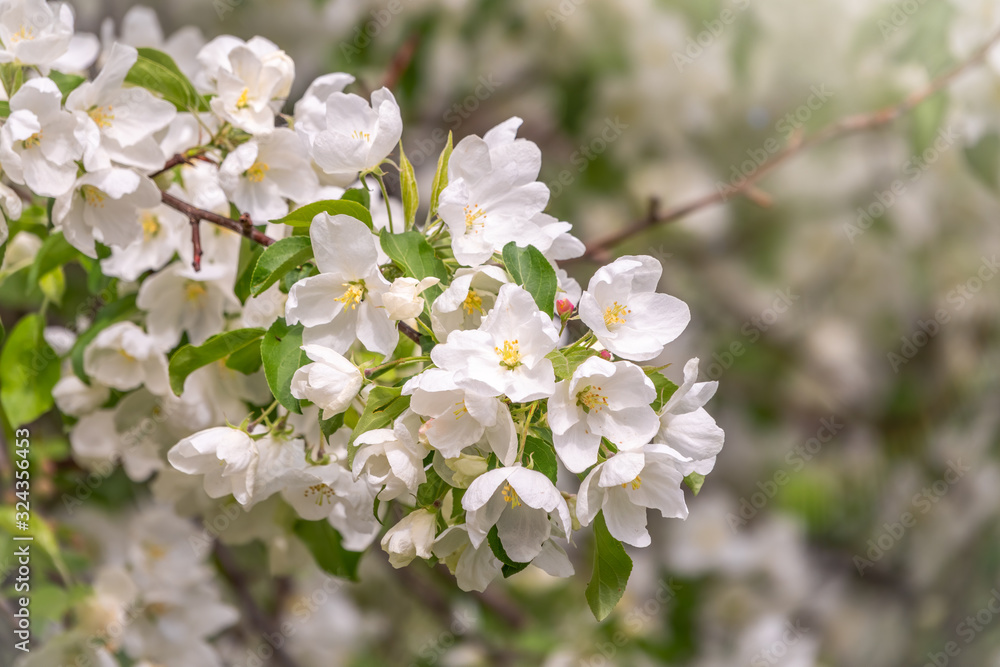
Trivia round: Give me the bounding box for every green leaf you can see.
[523,435,558,484]
[0,101,9,118]
[270,199,373,229]
[429,131,453,218]
[0,314,60,427]
[501,242,557,314]
[416,466,448,507]
[28,232,81,285]
[0,506,70,582]
[49,70,86,99]
[261,319,309,414]
[964,132,1000,191]
[684,472,706,496]
[341,187,371,209]
[225,338,263,375]
[0,63,23,98]
[586,512,633,621]
[546,347,599,381]
[487,524,529,578]
[234,241,265,304]
[168,328,266,395]
[70,295,140,383]
[379,230,448,307]
[125,48,207,112]
[292,519,363,581]
[250,235,314,297]
[399,145,419,229]
[647,370,679,412]
[347,386,411,464]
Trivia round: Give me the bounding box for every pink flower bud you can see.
[556,298,574,316]
[599,349,612,360]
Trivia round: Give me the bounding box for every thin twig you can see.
[189,215,203,272]
[149,151,215,179]
[576,26,1000,262]
[212,541,300,667]
[161,190,275,247]
[381,33,420,91]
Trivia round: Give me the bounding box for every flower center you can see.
[142,541,167,561]
[603,301,631,329]
[236,88,250,109]
[464,204,487,232]
[351,130,371,142]
[10,26,33,43]
[21,131,41,149]
[622,475,642,490]
[81,185,106,208]
[118,348,136,361]
[336,280,367,309]
[502,482,521,508]
[245,161,270,183]
[304,483,336,507]
[89,105,115,129]
[496,339,521,370]
[185,281,207,301]
[452,401,468,419]
[576,385,608,413]
[141,212,161,240]
[462,289,484,316]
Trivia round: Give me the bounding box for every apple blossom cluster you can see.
[0,3,724,627]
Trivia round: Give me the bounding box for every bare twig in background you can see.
[382,33,421,91]
[213,541,300,667]
[576,26,1000,262]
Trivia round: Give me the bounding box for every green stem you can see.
[517,402,538,463]
[365,355,430,378]
[373,171,397,232]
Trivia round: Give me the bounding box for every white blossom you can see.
[289,344,363,419]
[579,254,691,361]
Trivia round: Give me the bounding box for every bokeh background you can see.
[7,0,1000,665]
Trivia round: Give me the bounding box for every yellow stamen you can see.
[304,483,336,507]
[81,185,106,208]
[576,385,609,413]
[89,105,115,129]
[245,161,270,183]
[236,88,250,109]
[185,282,207,301]
[495,339,521,370]
[10,26,33,43]
[22,131,41,149]
[141,212,161,241]
[351,130,371,142]
[622,475,642,490]
[464,204,487,232]
[502,482,521,508]
[603,301,631,329]
[452,402,468,419]
[118,348,136,361]
[462,289,484,316]
[336,281,366,309]
[143,541,167,561]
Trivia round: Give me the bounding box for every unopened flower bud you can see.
[556,298,574,316]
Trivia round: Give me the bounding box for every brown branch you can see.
[149,151,216,179]
[161,190,275,247]
[381,33,420,91]
[189,215,203,272]
[212,541,300,667]
[575,26,1000,262]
